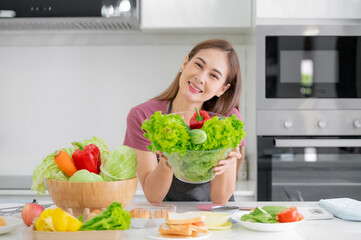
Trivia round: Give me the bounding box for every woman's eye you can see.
[210,73,219,80]
[195,62,202,68]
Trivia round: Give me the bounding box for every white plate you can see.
[231,211,305,232]
[0,217,23,235]
[145,228,211,240]
[238,219,305,232]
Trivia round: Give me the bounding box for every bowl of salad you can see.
[142,108,246,184]
[165,148,232,183]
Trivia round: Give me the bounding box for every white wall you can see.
[0,32,254,177]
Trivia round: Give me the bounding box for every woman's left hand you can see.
[213,147,242,176]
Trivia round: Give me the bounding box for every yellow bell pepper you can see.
[35,209,55,231]
[52,207,82,232]
[35,207,82,232]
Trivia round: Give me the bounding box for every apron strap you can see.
[167,98,174,114]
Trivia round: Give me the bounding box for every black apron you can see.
[163,99,234,202]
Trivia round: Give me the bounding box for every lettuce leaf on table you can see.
[79,201,131,231]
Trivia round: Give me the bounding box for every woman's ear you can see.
[217,83,231,97]
[180,55,189,72]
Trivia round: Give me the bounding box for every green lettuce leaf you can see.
[240,207,281,223]
[31,147,72,196]
[79,201,131,231]
[74,136,110,161]
[195,114,246,151]
[141,111,191,154]
[262,206,287,218]
[142,112,246,153]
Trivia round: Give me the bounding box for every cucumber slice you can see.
[189,129,207,145]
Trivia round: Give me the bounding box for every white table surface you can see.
[1,201,361,240]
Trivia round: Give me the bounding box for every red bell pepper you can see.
[71,142,101,174]
[189,107,211,129]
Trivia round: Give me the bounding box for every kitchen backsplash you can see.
[0,33,253,177]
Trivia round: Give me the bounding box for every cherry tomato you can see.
[296,213,304,221]
[277,207,299,223]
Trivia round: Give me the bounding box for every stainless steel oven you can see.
[256,25,361,201]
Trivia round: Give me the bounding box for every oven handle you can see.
[274,138,361,147]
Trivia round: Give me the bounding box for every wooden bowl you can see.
[46,177,138,217]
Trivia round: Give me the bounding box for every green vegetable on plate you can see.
[262,206,287,218]
[241,206,288,223]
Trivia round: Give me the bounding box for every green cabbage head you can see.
[68,169,104,182]
[100,145,137,181]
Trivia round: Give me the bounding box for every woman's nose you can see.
[196,72,206,84]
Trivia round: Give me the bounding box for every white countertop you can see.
[1,201,360,240]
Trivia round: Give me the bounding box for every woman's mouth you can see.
[188,82,203,94]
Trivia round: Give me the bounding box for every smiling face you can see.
[178,48,231,104]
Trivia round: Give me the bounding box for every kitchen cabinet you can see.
[141,0,252,31]
[257,0,361,20]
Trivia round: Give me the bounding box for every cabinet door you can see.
[141,0,252,30]
[257,0,361,19]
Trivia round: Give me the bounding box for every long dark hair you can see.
[153,39,241,115]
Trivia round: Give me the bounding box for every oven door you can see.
[266,36,361,99]
[257,136,361,201]
[257,25,361,110]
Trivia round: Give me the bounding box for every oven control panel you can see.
[257,110,361,136]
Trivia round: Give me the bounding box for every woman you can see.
[124,39,245,204]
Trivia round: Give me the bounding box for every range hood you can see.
[0,0,140,31]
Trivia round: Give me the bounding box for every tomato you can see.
[277,207,299,223]
[296,213,304,221]
[192,221,205,227]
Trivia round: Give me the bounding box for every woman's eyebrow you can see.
[195,57,223,77]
